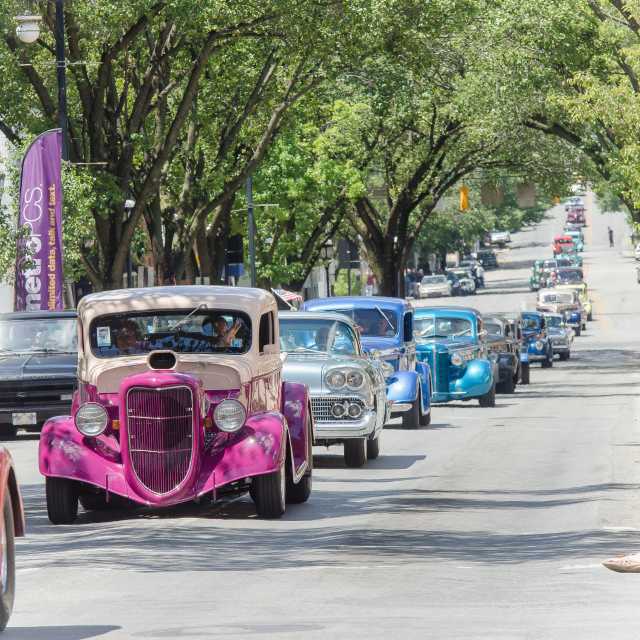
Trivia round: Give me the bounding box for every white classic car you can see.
[418,275,452,299]
[279,311,389,468]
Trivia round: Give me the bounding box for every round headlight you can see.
[450,352,464,367]
[346,370,364,389]
[75,403,108,437]
[331,402,346,418]
[326,370,346,389]
[347,402,363,419]
[535,340,544,350]
[214,399,246,433]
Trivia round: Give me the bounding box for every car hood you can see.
[281,353,366,394]
[0,352,77,381]
[416,336,476,351]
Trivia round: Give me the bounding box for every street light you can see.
[124,199,136,288]
[15,2,69,161]
[15,14,41,44]
[320,239,334,297]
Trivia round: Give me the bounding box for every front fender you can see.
[415,362,432,413]
[451,359,493,397]
[386,370,419,404]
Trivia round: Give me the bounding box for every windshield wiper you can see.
[290,347,327,354]
[171,303,208,333]
[375,306,395,331]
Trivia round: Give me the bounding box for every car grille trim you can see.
[126,385,195,495]
[311,396,366,422]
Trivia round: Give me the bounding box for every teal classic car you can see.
[414,307,497,407]
[564,229,584,252]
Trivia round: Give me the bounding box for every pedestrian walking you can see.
[608,226,614,247]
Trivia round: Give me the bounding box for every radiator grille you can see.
[311,396,365,422]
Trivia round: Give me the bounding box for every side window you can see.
[259,311,275,352]
[403,312,413,342]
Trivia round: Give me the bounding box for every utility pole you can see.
[246,175,257,287]
[54,0,69,161]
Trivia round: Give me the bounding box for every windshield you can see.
[280,319,357,355]
[484,321,502,336]
[522,314,541,331]
[328,307,398,337]
[541,293,574,304]
[545,316,563,328]
[90,310,251,357]
[422,276,446,284]
[0,317,77,353]
[415,315,473,340]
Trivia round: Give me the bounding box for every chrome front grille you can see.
[126,386,194,494]
[311,396,366,422]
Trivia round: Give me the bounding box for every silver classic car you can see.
[279,312,388,468]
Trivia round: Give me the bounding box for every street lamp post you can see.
[320,240,334,297]
[15,2,69,161]
[246,175,257,288]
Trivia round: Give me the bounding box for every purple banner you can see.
[15,130,64,311]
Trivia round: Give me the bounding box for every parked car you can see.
[0,447,25,631]
[418,275,452,299]
[521,311,554,368]
[553,235,575,255]
[483,316,521,394]
[446,269,476,295]
[302,297,432,429]
[40,286,314,524]
[0,311,77,439]
[414,307,496,407]
[476,249,499,269]
[490,230,511,246]
[555,283,593,322]
[279,311,388,467]
[543,313,573,361]
[536,289,584,335]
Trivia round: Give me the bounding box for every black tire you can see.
[559,351,570,361]
[286,423,313,505]
[252,463,286,518]
[0,495,16,632]
[419,388,431,426]
[574,325,581,337]
[344,438,367,468]
[0,427,17,441]
[541,353,553,368]
[402,393,421,430]
[479,382,496,407]
[79,492,112,511]
[520,363,530,385]
[366,436,380,460]
[46,477,79,524]
[587,311,593,321]
[499,371,516,394]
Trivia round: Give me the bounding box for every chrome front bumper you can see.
[312,410,377,440]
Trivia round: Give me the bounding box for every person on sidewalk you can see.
[608,226,614,247]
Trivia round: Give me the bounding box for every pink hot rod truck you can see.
[39,286,313,523]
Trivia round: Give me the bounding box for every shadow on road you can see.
[4,627,119,640]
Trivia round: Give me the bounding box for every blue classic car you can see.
[521,311,553,368]
[302,297,431,429]
[414,307,496,407]
[279,312,388,467]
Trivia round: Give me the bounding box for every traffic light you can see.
[459,185,470,211]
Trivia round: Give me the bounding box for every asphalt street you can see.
[5,195,640,639]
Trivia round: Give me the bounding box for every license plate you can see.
[12,412,36,426]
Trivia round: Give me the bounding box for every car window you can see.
[422,276,446,284]
[90,310,251,357]
[279,318,357,355]
[329,308,399,338]
[414,315,473,340]
[484,321,502,336]
[0,317,77,353]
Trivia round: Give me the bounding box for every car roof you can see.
[302,296,409,311]
[278,311,356,326]
[0,311,77,320]
[77,286,276,325]
[415,305,482,319]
